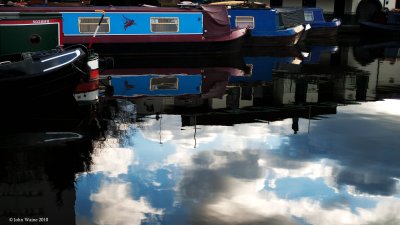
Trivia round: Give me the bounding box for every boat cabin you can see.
[303,7,341,38]
[0,12,62,56]
[223,6,305,46]
[102,73,203,97]
[0,5,246,55]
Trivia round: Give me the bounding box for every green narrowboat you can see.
[0,12,62,56]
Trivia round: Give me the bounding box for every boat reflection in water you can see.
[352,41,400,99]
[0,98,104,225]
[3,42,400,225]
[81,43,400,225]
[99,54,248,115]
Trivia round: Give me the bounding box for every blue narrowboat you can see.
[101,66,246,98]
[303,7,341,39]
[227,7,305,46]
[104,73,202,97]
[229,48,303,84]
[0,5,247,55]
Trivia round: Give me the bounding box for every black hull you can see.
[83,38,244,56]
[241,46,304,59]
[360,21,400,40]
[103,53,247,70]
[243,32,303,47]
[0,48,88,103]
[307,27,339,39]
[1,66,83,101]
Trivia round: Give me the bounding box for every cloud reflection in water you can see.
[76,100,400,225]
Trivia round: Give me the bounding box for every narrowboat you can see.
[100,66,246,99]
[207,1,305,46]
[0,5,247,55]
[359,9,400,40]
[0,46,89,103]
[102,72,203,98]
[98,53,248,99]
[303,7,341,39]
[229,47,303,84]
[228,7,305,46]
[0,12,63,56]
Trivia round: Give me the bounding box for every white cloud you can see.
[198,175,400,225]
[342,99,400,116]
[90,183,163,225]
[90,147,134,177]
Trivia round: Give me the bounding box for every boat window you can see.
[150,17,179,33]
[235,16,255,29]
[78,17,110,34]
[304,11,314,22]
[150,77,178,90]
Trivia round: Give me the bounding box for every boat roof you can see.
[0,12,62,19]
[210,1,246,5]
[0,5,203,13]
[210,1,270,8]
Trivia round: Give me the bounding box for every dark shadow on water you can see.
[0,96,106,225]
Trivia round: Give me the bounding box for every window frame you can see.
[150,17,179,33]
[150,77,179,91]
[304,11,314,22]
[235,16,255,29]
[78,17,111,34]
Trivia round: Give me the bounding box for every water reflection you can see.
[3,39,400,225]
[79,100,400,225]
[353,41,400,99]
[71,41,400,225]
[0,101,101,225]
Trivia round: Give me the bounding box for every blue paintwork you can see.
[61,12,203,36]
[229,56,295,83]
[303,7,341,28]
[303,45,339,64]
[111,74,202,97]
[228,8,300,37]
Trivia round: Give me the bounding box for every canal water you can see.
[1,38,400,225]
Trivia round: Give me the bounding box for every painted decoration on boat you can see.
[122,15,136,31]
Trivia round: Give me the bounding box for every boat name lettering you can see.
[32,20,50,24]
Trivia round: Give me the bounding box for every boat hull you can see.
[72,29,246,55]
[244,29,303,47]
[0,48,88,103]
[307,26,339,39]
[360,21,400,39]
[228,8,304,47]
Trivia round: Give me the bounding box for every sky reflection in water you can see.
[76,99,400,225]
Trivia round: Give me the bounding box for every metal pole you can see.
[88,10,105,49]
